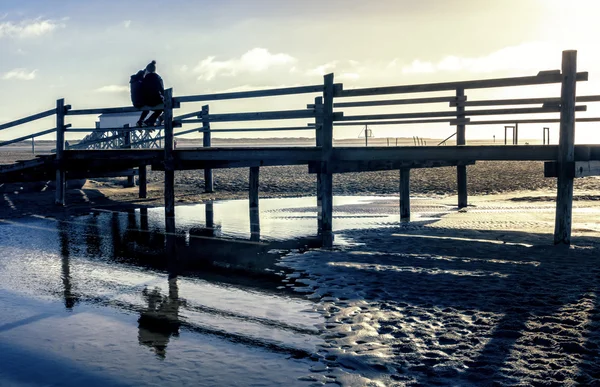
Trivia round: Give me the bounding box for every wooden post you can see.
[205,201,214,236]
[514,123,519,145]
[554,50,578,245]
[250,207,260,242]
[31,138,35,154]
[123,124,135,187]
[400,168,410,221]
[163,88,176,255]
[249,166,260,241]
[249,166,259,209]
[456,88,467,209]
[55,98,66,206]
[201,105,213,193]
[320,73,334,248]
[314,96,324,234]
[138,165,147,198]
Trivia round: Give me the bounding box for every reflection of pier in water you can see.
[54,201,321,359]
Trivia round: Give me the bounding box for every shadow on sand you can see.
[281,223,600,385]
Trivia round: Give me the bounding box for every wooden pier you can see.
[1,50,600,246]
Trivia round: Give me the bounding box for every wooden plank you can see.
[308,159,475,174]
[336,72,588,97]
[467,117,600,125]
[202,105,213,193]
[554,51,578,245]
[66,126,147,133]
[163,88,175,224]
[196,126,315,133]
[542,161,600,178]
[180,109,315,123]
[153,159,310,170]
[60,145,600,164]
[332,96,459,108]
[0,109,55,131]
[249,166,259,209]
[456,88,467,209]
[337,106,585,122]
[400,168,410,220]
[0,128,57,147]
[174,84,325,103]
[67,105,164,116]
[573,160,600,177]
[334,118,470,126]
[67,169,138,179]
[173,109,205,121]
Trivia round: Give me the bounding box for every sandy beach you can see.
[1,146,600,386]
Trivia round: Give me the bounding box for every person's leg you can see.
[138,110,149,126]
[146,109,163,125]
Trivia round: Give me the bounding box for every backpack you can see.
[130,70,145,107]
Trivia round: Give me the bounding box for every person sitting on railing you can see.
[136,60,165,128]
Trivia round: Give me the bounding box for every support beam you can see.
[201,105,213,193]
[205,202,214,236]
[249,166,260,242]
[55,98,66,206]
[400,168,411,221]
[320,74,335,248]
[314,96,323,233]
[138,165,147,198]
[456,88,468,209]
[249,166,259,209]
[163,88,176,255]
[554,51,578,245]
[123,125,135,187]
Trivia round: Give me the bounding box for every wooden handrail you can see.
[174,84,327,103]
[337,106,586,122]
[0,109,55,131]
[179,109,315,123]
[337,72,588,98]
[450,95,600,107]
[334,118,470,126]
[0,127,57,147]
[67,105,165,116]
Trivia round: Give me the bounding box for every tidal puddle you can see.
[0,195,413,386]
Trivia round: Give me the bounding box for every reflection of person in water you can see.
[137,275,184,359]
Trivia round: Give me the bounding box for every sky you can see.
[2,0,600,143]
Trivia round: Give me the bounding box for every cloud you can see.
[401,42,557,74]
[194,48,297,81]
[401,59,435,74]
[338,72,360,80]
[0,17,65,39]
[94,85,129,93]
[2,68,37,80]
[306,61,337,76]
[123,20,131,28]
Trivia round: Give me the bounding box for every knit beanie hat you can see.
[145,60,156,73]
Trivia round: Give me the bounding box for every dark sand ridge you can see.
[1,149,599,219]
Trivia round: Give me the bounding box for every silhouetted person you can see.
[137,275,183,359]
[131,60,164,128]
